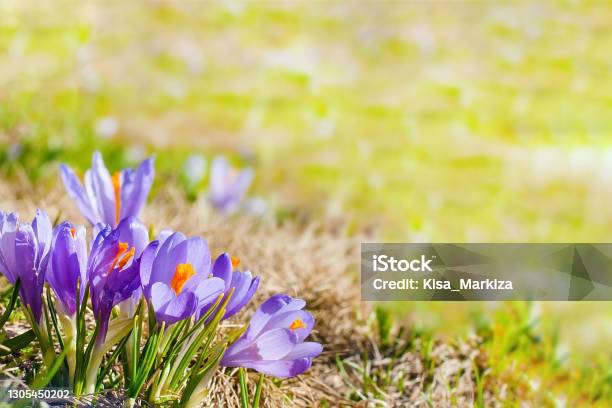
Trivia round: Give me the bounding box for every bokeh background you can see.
[1,0,611,403]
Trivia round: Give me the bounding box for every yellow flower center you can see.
[170,263,196,294]
[112,171,121,225]
[289,319,306,331]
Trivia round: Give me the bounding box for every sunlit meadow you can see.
[0,0,611,406]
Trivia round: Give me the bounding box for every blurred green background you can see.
[1,0,611,403]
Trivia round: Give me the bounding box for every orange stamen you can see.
[170,263,196,294]
[70,227,76,238]
[118,247,135,269]
[112,171,121,225]
[289,319,306,331]
[110,242,130,271]
[231,256,240,268]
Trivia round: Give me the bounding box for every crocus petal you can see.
[220,294,321,378]
[211,253,232,289]
[88,223,142,342]
[74,225,88,298]
[115,217,149,256]
[88,228,118,282]
[224,328,296,363]
[62,151,155,226]
[155,230,173,246]
[244,358,313,378]
[245,294,305,340]
[150,282,174,311]
[175,236,211,276]
[0,212,18,283]
[150,232,186,285]
[140,240,159,298]
[90,152,117,226]
[261,310,315,342]
[225,272,259,319]
[208,156,254,213]
[60,164,98,224]
[233,169,254,200]
[151,282,197,325]
[209,156,230,201]
[107,259,141,298]
[120,287,142,318]
[184,276,225,309]
[285,341,323,360]
[31,209,52,266]
[47,222,81,315]
[120,157,154,220]
[15,227,43,322]
[251,328,297,360]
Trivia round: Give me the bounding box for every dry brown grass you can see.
[0,176,497,407]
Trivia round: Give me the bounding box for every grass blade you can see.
[239,368,249,408]
[252,374,264,408]
[0,329,36,356]
[0,279,20,329]
[33,349,67,389]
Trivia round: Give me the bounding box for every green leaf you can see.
[46,286,64,351]
[33,348,67,389]
[239,368,250,408]
[147,300,157,334]
[0,329,36,356]
[129,324,162,398]
[96,330,131,391]
[130,300,145,384]
[173,294,223,352]
[168,289,233,391]
[179,345,225,407]
[0,279,21,329]
[252,374,264,408]
[159,319,188,362]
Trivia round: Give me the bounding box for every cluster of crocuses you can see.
[0,152,321,407]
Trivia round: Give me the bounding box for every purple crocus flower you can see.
[221,294,322,378]
[208,156,253,213]
[198,253,259,321]
[60,151,155,227]
[140,232,224,325]
[111,218,149,316]
[0,210,52,323]
[88,218,145,343]
[46,222,87,316]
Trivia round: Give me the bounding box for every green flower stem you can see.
[0,279,20,330]
[239,368,249,408]
[83,317,133,393]
[39,317,55,368]
[159,335,189,394]
[23,305,55,370]
[150,361,171,401]
[151,323,180,397]
[183,357,222,408]
[252,374,264,408]
[84,346,104,394]
[124,331,134,374]
[57,304,77,385]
